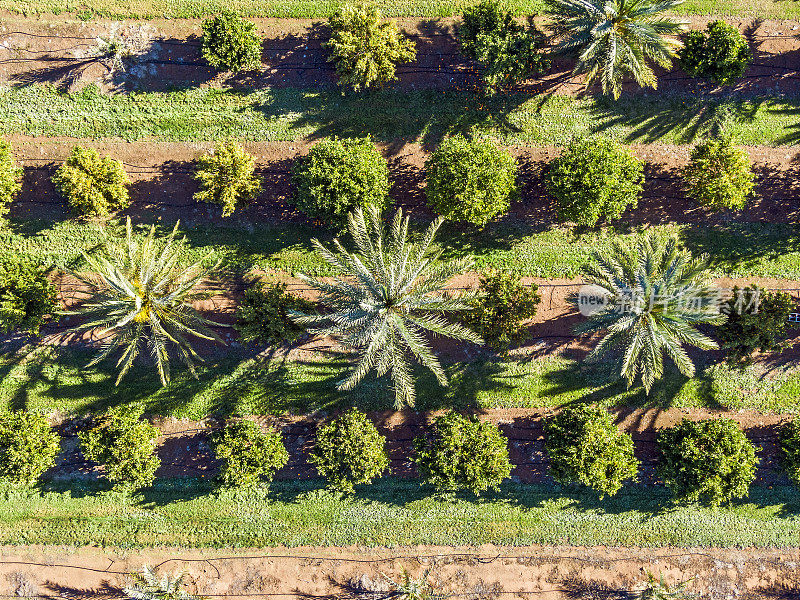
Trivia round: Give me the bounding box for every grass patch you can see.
[3,345,798,418]
[2,0,800,19]
[1,478,799,548]
[0,85,797,146]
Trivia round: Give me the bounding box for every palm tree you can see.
[69,218,224,386]
[289,207,483,408]
[544,0,686,98]
[575,231,723,393]
[124,565,200,600]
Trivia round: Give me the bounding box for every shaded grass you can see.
[2,477,799,548]
[0,85,797,146]
[2,0,800,20]
[3,345,798,417]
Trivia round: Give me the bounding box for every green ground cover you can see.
[0,85,793,146]
[1,477,798,548]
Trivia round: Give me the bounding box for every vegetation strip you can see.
[0,85,795,146]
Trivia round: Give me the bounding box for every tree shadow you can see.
[561,577,635,600]
[137,477,215,508]
[44,581,125,599]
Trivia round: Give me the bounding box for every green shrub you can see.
[194,142,261,217]
[201,11,262,72]
[291,137,391,227]
[0,411,60,485]
[545,137,643,227]
[311,408,389,493]
[0,138,22,223]
[52,146,130,217]
[657,418,758,506]
[235,282,314,346]
[464,270,540,352]
[543,405,638,496]
[717,285,793,363]
[211,419,289,489]
[678,20,751,85]
[326,2,416,91]
[0,254,58,336]
[779,420,800,489]
[413,411,511,495]
[425,135,517,226]
[79,405,160,489]
[458,0,549,94]
[683,138,754,211]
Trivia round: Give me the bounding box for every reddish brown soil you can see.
[1,544,799,599]
[3,14,800,96]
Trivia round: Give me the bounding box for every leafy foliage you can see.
[458,0,549,94]
[636,572,697,600]
[716,285,793,363]
[544,0,685,98]
[211,419,288,489]
[124,565,200,600]
[311,408,389,493]
[0,138,22,223]
[575,231,724,394]
[201,11,262,72]
[383,568,444,600]
[543,405,638,496]
[79,405,160,489]
[194,141,261,217]
[0,411,60,485]
[291,137,391,228]
[779,420,800,490]
[290,207,483,408]
[52,146,131,217]
[67,218,224,387]
[0,254,58,336]
[463,270,540,352]
[657,418,758,506]
[413,411,511,495]
[425,134,518,226]
[325,2,416,91]
[234,281,314,346]
[545,137,644,227]
[678,20,751,85]
[683,137,754,211]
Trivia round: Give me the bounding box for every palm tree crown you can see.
[545,0,686,98]
[290,207,483,408]
[575,231,724,393]
[69,218,224,386]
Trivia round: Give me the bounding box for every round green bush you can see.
[235,282,314,346]
[0,138,22,223]
[425,135,517,226]
[311,408,389,493]
[683,138,754,211]
[211,419,289,489]
[79,405,160,489]
[194,142,261,217]
[201,11,262,72]
[0,411,60,485]
[413,411,511,495]
[326,2,416,91]
[464,270,540,352]
[52,146,131,217]
[657,418,758,506]
[678,20,751,85]
[0,254,58,336]
[291,137,391,227]
[543,405,638,496]
[779,420,800,489]
[545,138,643,227]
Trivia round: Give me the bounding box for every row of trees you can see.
[0,134,757,226]
[197,3,753,98]
[2,403,797,508]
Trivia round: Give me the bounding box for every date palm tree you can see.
[575,230,724,393]
[290,207,483,408]
[68,218,224,386]
[545,0,686,98]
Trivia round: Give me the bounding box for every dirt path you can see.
[0,543,798,599]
